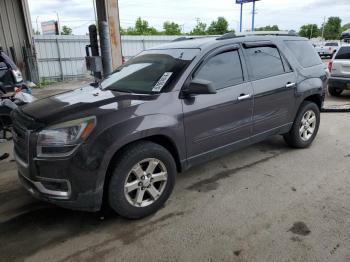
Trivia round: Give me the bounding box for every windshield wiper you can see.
[90,80,102,90]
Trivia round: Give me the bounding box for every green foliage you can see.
[323,17,342,40]
[32,29,41,35]
[120,17,235,36]
[38,79,56,88]
[207,17,229,35]
[341,23,350,32]
[61,25,73,35]
[190,19,207,35]
[163,21,182,35]
[122,17,159,35]
[255,25,280,31]
[299,24,319,39]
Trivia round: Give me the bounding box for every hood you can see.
[21,86,157,123]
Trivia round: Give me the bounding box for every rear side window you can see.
[244,46,285,80]
[284,40,322,68]
[195,50,243,90]
[335,47,350,60]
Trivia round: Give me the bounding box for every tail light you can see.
[328,61,333,72]
[122,56,126,64]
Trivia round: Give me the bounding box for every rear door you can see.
[332,46,350,78]
[182,46,253,162]
[242,43,297,136]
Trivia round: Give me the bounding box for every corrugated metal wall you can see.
[34,35,180,81]
[34,35,90,81]
[0,0,32,73]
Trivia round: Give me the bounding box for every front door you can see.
[182,48,253,164]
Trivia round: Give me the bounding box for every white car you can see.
[328,46,350,96]
[316,42,339,58]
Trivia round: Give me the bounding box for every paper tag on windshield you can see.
[152,72,173,92]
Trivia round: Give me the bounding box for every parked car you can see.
[315,42,339,58]
[340,29,350,43]
[328,46,350,96]
[12,33,327,219]
[0,50,24,94]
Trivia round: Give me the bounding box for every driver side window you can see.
[194,50,244,90]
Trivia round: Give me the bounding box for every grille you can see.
[13,119,28,163]
[11,109,37,164]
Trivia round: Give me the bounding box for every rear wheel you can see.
[284,101,320,148]
[108,141,176,219]
[328,86,343,96]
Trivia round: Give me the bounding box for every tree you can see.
[32,29,40,35]
[61,25,73,35]
[190,19,207,35]
[122,17,159,35]
[323,17,342,40]
[255,25,279,31]
[207,17,229,35]
[341,23,350,33]
[163,21,182,35]
[299,24,319,39]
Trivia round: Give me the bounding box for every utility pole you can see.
[54,11,60,35]
[321,16,326,43]
[251,0,256,32]
[239,2,243,32]
[95,0,123,70]
[310,25,313,39]
[36,16,40,34]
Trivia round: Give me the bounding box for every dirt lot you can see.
[0,83,350,262]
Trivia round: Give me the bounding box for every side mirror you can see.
[183,79,216,96]
[0,62,7,70]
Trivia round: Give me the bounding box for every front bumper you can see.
[15,149,102,211]
[329,76,350,90]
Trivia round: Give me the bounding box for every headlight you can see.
[37,116,96,157]
[11,69,23,83]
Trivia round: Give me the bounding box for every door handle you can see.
[285,82,296,88]
[237,94,252,101]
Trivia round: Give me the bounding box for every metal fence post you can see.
[142,39,146,51]
[56,38,64,81]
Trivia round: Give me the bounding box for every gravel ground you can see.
[0,82,349,262]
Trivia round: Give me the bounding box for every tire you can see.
[328,86,343,96]
[108,141,176,219]
[284,101,320,148]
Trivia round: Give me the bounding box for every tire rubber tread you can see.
[108,141,176,219]
[284,101,320,148]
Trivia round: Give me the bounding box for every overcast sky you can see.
[28,0,350,35]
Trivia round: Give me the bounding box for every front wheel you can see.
[108,141,176,219]
[284,101,320,148]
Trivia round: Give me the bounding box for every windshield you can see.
[101,48,199,94]
[325,43,338,46]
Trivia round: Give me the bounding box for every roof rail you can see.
[172,37,195,42]
[216,30,298,41]
[236,30,298,37]
[216,32,240,40]
[172,36,216,42]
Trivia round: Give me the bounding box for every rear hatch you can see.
[331,46,350,78]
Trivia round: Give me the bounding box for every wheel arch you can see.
[100,135,183,209]
[303,94,323,110]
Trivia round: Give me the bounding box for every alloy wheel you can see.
[124,158,168,207]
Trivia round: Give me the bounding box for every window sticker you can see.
[152,72,173,92]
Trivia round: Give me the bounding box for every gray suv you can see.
[12,33,327,219]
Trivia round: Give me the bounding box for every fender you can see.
[91,113,186,202]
